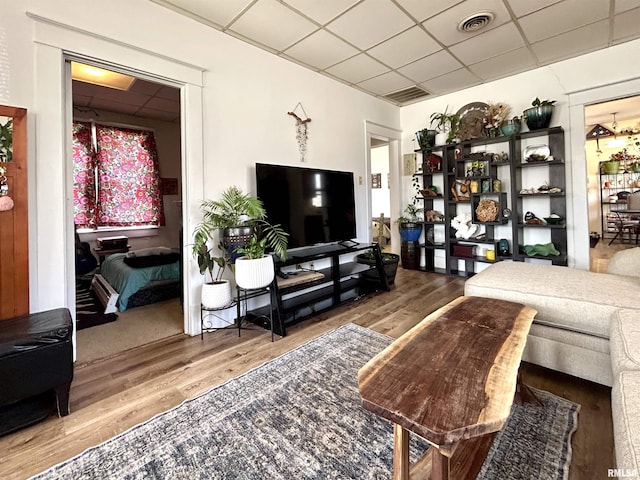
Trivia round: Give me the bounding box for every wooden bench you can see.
[358,296,536,480]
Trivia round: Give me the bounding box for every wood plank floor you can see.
[0,268,614,479]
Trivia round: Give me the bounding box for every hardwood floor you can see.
[0,268,614,479]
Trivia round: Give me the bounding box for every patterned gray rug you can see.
[32,323,580,479]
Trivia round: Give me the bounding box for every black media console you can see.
[247,242,389,336]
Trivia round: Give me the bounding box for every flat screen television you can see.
[255,163,356,249]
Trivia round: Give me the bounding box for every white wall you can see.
[371,144,391,218]
[401,39,640,269]
[0,0,400,331]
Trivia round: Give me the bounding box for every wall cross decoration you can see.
[287,103,311,162]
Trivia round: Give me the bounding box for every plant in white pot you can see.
[191,234,232,309]
[234,222,288,290]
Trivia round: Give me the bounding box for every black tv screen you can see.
[256,163,356,249]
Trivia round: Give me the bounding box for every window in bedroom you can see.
[72,121,164,230]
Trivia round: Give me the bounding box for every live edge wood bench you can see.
[358,296,537,480]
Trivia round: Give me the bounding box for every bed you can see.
[99,248,181,312]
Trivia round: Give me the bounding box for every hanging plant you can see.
[287,103,311,162]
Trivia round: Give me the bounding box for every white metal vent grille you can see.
[383,86,430,104]
[457,12,495,33]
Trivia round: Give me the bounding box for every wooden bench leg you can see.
[393,423,410,480]
[54,382,71,417]
[431,448,450,480]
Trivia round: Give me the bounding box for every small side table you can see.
[236,283,280,342]
[200,301,237,340]
[94,245,131,264]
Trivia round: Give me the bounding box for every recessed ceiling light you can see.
[71,62,136,91]
[457,12,495,33]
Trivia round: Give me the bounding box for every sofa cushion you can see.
[610,309,640,377]
[612,370,640,474]
[464,261,640,338]
[607,247,640,278]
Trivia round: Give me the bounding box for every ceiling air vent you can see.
[383,86,430,104]
[457,12,495,33]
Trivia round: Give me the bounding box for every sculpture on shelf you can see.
[451,179,471,201]
[451,213,478,239]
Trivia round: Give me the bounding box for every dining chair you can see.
[627,192,640,244]
[608,210,639,245]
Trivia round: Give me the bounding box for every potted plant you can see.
[523,98,556,130]
[0,118,12,162]
[191,240,232,309]
[234,222,289,290]
[500,115,522,136]
[415,128,437,150]
[355,249,400,286]
[397,204,423,242]
[430,107,460,144]
[199,186,269,262]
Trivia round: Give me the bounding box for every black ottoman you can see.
[0,308,73,435]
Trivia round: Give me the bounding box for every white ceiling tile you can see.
[506,0,562,18]
[136,108,180,122]
[89,98,141,114]
[357,71,413,95]
[614,7,640,43]
[422,0,511,46]
[615,0,640,14]
[467,47,536,81]
[531,20,609,64]
[284,30,359,70]
[366,26,441,68]
[283,0,359,25]
[155,86,180,101]
[145,96,180,113]
[419,68,482,95]
[326,0,414,50]
[159,0,253,27]
[394,0,461,22]
[324,54,390,84]
[519,0,609,43]
[73,95,91,108]
[449,22,524,65]
[229,0,318,51]
[397,50,462,83]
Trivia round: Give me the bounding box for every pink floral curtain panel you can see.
[72,122,97,229]
[72,123,164,228]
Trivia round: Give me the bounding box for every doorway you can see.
[70,62,185,364]
[370,140,392,251]
[584,95,640,272]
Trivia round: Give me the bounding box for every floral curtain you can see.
[95,125,164,227]
[72,122,164,228]
[72,122,96,229]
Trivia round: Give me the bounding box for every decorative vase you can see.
[415,129,437,150]
[201,280,232,309]
[235,255,275,290]
[523,105,554,130]
[500,118,521,136]
[399,222,422,242]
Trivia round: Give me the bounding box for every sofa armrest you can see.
[607,247,640,278]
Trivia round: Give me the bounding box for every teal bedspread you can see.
[100,253,180,311]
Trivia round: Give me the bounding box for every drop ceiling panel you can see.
[505,0,562,17]
[284,29,359,70]
[89,98,141,115]
[467,47,536,82]
[397,50,462,83]
[154,0,253,27]
[324,54,390,84]
[449,22,524,65]
[136,107,180,122]
[531,20,609,64]
[395,0,464,22]
[326,0,414,49]
[420,68,482,95]
[229,0,317,51]
[145,96,180,113]
[519,0,609,44]
[366,26,441,68]
[357,71,413,95]
[156,86,181,101]
[422,0,511,46]
[615,0,640,14]
[284,0,360,25]
[614,7,640,43]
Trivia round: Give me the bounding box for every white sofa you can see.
[464,248,640,474]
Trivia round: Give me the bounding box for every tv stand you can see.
[247,243,389,336]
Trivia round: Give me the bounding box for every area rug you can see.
[32,324,580,479]
[75,278,117,330]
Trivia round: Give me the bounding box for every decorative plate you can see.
[524,144,550,162]
[457,102,489,141]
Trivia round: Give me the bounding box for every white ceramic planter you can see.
[235,255,275,290]
[201,280,232,309]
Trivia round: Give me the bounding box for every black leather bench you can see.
[0,308,73,435]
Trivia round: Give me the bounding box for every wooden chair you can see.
[608,211,639,245]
